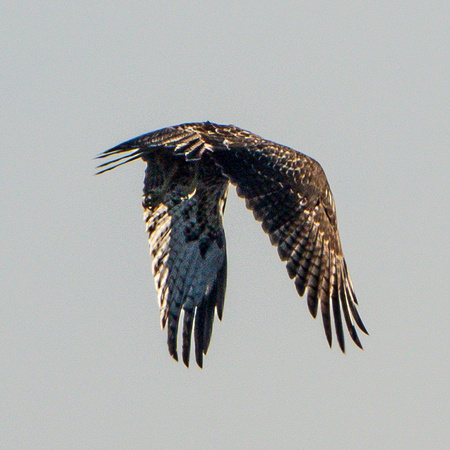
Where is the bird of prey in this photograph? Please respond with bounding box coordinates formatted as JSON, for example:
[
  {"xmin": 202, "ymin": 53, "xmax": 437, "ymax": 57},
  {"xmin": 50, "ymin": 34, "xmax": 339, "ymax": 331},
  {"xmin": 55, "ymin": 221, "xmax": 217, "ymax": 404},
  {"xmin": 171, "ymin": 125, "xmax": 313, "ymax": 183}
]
[{"xmin": 97, "ymin": 121, "xmax": 368, "ymax": 367}]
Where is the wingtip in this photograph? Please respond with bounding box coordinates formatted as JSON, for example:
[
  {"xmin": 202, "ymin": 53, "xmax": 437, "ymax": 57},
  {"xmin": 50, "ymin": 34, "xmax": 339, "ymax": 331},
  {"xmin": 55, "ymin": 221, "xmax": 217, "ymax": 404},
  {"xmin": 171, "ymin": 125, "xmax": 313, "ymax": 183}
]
[
  {"xmin": 353, "ymin": 333, "xmax": 364, "ymax": 350},
  {"xmin": 359, "ymin": 322, "xmax": 369, "ymax": 336},
  {"xmin": 337, "ymin": 335, "xmax": 346, "ymax": 353},
  {"xmin": 195, "ymin": 352, "xmax": 204, "ymax": 369},
  {"xmin": 170, "ymin": 350, "xmax": 179, "ymax": 362},
  {"xmin": 308, "ymin": 297, "xmax": 319, "ymax": 318}
]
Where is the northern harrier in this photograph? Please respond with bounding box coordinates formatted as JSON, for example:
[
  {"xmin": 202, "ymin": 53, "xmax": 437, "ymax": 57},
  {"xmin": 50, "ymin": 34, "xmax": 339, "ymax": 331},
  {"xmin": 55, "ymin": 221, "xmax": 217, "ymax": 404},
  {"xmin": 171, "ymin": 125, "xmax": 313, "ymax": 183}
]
[{"xmin": 97, "ymin": 122, "xmax": 368, "ymax": 367}]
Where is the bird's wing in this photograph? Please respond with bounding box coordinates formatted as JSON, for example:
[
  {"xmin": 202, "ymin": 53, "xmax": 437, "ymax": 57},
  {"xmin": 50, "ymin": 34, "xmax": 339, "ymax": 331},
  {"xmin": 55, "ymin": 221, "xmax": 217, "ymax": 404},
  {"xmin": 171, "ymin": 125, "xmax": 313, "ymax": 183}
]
[
  {"xmin": 202, "ymin": 124, "xmax": 368, "ymax": 351},
  {"xmin": 97, "ymin": 128, "xmax": 228, "ymax": 367},
  {"xmin": 97, "ymin": 121, "xmax": 368, "ymax": 361}
]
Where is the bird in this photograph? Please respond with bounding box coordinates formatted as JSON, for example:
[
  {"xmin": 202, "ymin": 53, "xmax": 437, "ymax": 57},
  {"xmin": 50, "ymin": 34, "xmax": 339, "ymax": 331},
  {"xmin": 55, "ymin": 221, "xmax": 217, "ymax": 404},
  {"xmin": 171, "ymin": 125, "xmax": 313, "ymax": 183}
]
[{"xmin": 97, "ymin": 121, "xmax": 368, "ymax": 367}]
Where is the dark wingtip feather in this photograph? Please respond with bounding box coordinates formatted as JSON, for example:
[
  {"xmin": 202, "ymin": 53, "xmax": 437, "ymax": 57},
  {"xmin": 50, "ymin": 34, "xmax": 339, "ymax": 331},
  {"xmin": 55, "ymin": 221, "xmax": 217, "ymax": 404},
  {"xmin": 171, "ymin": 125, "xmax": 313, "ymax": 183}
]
[
  {"xmin": 325, "ymin": 327, "xmax": 332, "ymax": 348},
  {"xmin": 352, "ymin": 333, "xmax": 363, "ymax": 350},
  {"xmin": 350, "ymin": 303, "xmax": 369, "ymax": 335},
  {"xmin": 331, "ymin": 257, "xmax": 346, "ymax": 353},
  {"xmin": 182, "ymin": 308, "xmax": 195, "ymax": 368},
  {"xmin": 347, "ymin": 317, "xmax": 363, "ymax": 349},
  {"xmin": 192, "ymin": 259, "xmax": 227, "ymax": 368},
  {"xmin": 216, "ymin": 306, "xmax": 224, "ymax": 321},
  {"xmin": 355, "ymin": 313, "xmax": 369, "ymax": 336},
  {"xmin": 167, "ymin": 309, "xmax": 181, "ymax": 363},
  {"xmin": 195, "ymin": 350, "xmax": 204, "ymax": 368},
  {"xmin": 94, "ymin": 138, "xmax": 146, "ymax": 174},
  {"xmin": 321, "ymin": 300, "xmax": 332, "ymax": 348},
  {"xmin": 339, "ymin": 278, "xmax": 363, "ymax": 350},
  {"xmin": 193, "ymin": 305, "xmax": 209, "ymax": 369},
  {"xmin": 332, "ymin": 291, "xmax": 346, "ymax": 353},
  {"xmin": 95, "ymin": 154, "xmax": 142, "ymax": 175},
  {"xmin": 345, "ymin": 285, "xmax": 369, "ymax": 335},
  {"xmin": 307, "ymin": 291, "xmax": 319, "ymax": 318},
  {"xmin": 295, "ymin": 277, "xmax": 307, "ymax": 297},
  {"xmin": 215, "ymin": 259, "xmax": 227, "ymax": 322}
]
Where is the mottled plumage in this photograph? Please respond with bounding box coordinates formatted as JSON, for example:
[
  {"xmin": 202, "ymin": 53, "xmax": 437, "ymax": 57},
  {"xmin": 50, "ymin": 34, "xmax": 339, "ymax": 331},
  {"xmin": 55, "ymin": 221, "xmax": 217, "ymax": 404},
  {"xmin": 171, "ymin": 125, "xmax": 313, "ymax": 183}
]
[{"xmin": 97, "ymin": 122, "xmax": 368, "ymax": 367}]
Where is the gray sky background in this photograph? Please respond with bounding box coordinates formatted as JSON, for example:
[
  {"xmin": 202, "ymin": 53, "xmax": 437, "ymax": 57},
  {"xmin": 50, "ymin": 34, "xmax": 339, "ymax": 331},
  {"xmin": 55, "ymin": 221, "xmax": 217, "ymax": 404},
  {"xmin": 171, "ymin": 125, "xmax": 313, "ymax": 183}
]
[{"xmin": 2, "ymin": 2, "xmax": 449, "ymax": 448}]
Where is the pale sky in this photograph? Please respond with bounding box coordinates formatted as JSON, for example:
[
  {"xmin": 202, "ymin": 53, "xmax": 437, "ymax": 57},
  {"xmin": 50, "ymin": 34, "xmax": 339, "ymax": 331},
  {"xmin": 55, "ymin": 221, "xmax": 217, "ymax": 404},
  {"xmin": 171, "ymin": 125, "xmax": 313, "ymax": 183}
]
[{"xmin": 2, "ymin": 2, "xmax": 449, "ymax": 448}]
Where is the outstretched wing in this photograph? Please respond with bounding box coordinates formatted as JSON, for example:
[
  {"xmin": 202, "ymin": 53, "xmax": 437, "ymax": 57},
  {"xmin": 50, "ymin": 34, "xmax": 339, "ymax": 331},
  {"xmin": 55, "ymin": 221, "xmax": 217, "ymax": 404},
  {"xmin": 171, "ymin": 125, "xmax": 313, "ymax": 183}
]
[
  {"xmin": 204, "ymin": 126, "xmax": 368, "ymax": 351},
  {"xmin": 97, "ymin": 121, "xmax": 368, "ymax": 366},
  {"xmin": 97, "ymin": 128, "xmax": 229, "ymax": 367}
]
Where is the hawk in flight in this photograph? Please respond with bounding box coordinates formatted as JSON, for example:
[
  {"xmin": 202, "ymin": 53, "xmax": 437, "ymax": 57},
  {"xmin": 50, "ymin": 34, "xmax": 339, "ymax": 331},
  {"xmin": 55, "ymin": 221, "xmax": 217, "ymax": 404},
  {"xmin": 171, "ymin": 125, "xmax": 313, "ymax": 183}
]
[{"xmin": 97, "ymin": 122, "xmax": 368, "ymax": 367}]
